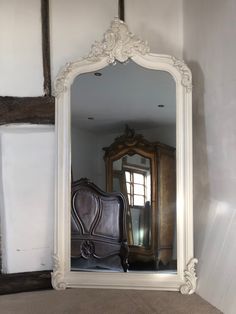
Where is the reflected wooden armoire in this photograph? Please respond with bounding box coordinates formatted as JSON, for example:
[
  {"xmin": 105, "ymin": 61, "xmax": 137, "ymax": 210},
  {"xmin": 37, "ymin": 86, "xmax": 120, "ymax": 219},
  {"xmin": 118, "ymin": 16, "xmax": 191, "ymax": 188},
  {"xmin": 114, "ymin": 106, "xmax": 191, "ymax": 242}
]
[{"xmin": 103, "ymin": 127, "xmax": 176, "ymax": 268}]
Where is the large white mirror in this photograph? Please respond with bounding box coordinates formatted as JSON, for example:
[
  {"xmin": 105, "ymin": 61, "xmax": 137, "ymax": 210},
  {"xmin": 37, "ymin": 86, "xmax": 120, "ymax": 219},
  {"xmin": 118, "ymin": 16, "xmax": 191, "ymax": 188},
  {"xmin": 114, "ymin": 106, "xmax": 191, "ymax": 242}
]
[{"xmin": 52, "ymin": 18, "xmax": 197, "ymax": 294}]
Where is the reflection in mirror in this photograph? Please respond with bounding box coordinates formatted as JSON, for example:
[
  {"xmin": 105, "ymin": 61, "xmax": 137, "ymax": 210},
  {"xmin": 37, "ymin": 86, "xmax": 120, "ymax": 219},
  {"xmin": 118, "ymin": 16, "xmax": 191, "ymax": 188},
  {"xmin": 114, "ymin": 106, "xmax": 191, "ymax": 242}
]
[
  {"xmin": 103, "ymin": 126, "xmax": 176, "ymax": 271},
  {"xmin": 112, "ymin": 154, "xmax": 151, "ymax": 248},
  {"xmin": 70, "ymin": 60, "xmax": 176, "ymax": 273}
]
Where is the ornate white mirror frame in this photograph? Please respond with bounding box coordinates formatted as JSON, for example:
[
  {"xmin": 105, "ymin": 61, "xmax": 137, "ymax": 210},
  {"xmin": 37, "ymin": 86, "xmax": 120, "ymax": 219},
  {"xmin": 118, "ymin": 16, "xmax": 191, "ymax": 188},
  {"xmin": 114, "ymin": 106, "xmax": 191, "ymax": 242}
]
[{"xmin": 52, "ymin": 18, "xmax": 198, "ymax": 294}]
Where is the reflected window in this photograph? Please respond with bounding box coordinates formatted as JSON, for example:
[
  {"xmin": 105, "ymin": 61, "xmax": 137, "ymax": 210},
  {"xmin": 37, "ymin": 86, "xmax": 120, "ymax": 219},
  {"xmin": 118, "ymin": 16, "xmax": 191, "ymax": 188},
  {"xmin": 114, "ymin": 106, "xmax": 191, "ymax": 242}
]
[
  {"xmin": 124, "ymin": 169, "xmax": 151, "ymax": 247},
  {"xmin": 125, "ymin": 170, "xmax": 146, "ymax": 206}
]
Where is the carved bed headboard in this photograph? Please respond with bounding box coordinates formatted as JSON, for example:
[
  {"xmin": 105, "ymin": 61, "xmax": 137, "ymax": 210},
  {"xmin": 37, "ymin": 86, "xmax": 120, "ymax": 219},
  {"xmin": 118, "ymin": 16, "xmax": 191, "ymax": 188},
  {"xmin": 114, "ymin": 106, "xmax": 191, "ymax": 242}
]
[{"xmin": 71, "ymin": 178, "xmax": 128, "ymax": 272}]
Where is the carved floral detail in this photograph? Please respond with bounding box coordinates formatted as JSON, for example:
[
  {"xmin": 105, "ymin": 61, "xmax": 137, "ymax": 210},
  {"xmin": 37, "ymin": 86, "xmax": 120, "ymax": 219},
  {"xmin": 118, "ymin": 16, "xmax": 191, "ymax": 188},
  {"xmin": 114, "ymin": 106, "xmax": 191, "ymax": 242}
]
[
  {"xmin": 172, "ymin": 57, "xmax": 192, "ymax": 92},
  {"xmin": 80, "ymin": 240, "xmax": 95, "ymax": 259},
  {"xmin": 54, "ymin": 62, "xmax": 73, "ymax": 97},
  {"xmin": 51, "ymin": 254, "xmax": 67, "ymax": 290},
  {"xmin": 87, "ymin": 18, "xmax": 150, "ymax": 63},
  {"xmin": 54, "ymin": 19, "xmax": 192, "ymax": 98},
  {"xmin": 180, "ymin": 258, "xmax": 198, "ymax": 295}
]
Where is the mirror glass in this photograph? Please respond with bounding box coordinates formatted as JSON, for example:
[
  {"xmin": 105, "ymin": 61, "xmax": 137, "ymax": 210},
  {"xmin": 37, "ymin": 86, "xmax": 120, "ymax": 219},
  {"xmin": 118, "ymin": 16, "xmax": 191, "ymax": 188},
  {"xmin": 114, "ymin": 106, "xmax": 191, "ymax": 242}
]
[{"xmin": 70, "ymin": 60, "xmax": 176, "ymax": 273}]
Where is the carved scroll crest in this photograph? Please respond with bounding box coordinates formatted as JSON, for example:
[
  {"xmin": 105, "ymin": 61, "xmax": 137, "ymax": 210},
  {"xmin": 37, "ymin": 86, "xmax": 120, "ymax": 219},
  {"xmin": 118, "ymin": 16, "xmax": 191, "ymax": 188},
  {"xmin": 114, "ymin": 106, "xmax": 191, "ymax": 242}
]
[
  {"xmin": 88, "ymin": 17, "xmax": 150, "ymax": 63},
  {"xmin": 180, "ymin": 258, "xmax": 198, "ymax": 294},
  {"xmin": 51, "ymin": 254, "xmax": 67, "ymax": 290}
]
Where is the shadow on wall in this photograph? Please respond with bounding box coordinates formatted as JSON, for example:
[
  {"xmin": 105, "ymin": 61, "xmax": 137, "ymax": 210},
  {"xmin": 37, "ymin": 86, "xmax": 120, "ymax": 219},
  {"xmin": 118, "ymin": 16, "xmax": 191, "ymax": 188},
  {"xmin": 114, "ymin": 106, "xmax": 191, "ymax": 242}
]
[
  {"xmin": 131, "ymin": 22, "xmax": 182, "ymax": 57},
  {"xmin": 188, "ymin": 61, "xmax": 211, "ymax": 272}
]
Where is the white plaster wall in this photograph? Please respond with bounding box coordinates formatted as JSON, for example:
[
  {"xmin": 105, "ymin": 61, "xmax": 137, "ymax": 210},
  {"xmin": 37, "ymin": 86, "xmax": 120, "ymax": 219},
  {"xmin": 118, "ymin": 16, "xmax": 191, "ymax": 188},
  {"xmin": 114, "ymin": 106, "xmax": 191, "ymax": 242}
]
[
  {"xmin": 50, "ymin": 0, "xmax": 118, "ymax": 81},
  {"xmin": 0, "ymin": 0, "xmax": 43, "ymax": 96},
  {"xmin": 71, "ymin": 126, "xmax": 98, "ymax": 183},
  {"xmin": 0, "ymin": 125, "xmax": 54, "ymax": 273},
  {"xmin": 183, "ymin": 1, "xmax": 236, "ymax": 313},
  {"xmin": 125, "ymin": 0, "xmax": 183, "ymax": 58}
]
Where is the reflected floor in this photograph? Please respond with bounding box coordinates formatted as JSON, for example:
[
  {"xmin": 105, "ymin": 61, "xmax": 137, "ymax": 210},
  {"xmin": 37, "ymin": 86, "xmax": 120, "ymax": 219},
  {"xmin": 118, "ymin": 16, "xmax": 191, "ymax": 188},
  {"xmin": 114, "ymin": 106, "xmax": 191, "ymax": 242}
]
[
  {"xmin": 129, "ymin": 260, "xmax": 177, "ymax": 271},
  {"xmin": 129, "ymin": 260, "xmax": 177, "ymax": 272},
  {"xmin": 71, "ymin": 259, "xmax": 177, "ymax": 273}
]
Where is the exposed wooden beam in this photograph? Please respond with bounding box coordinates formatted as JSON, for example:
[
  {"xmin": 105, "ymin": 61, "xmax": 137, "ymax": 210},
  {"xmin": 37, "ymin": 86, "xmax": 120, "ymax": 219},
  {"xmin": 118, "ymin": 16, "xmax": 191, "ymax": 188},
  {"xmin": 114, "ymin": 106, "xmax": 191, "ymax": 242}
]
[
  {"xmin": 0, "ymin": 271, "xmax": 52, "ymax": 295},
  {"xmin": 41, "ymin": 0, "xmax": 52, "ymax": 96},
  {"xmin": 0, "ymin": 0, "xmax": 54, "ymax": 125},
  {"xmin": 0, "ymin": 96, "xmax": 55, "ymax": 125},
  {"xmin": 119, "ymin": 0, "xmax": 125, "ymax": 22}
]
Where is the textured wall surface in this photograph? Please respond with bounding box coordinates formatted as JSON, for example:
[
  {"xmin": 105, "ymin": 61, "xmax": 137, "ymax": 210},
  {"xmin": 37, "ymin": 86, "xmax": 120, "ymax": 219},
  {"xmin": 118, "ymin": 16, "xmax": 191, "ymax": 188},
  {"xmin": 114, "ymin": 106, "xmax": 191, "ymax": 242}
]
[
  {"xmin": 125, "ymin": 0, "xmax": 183, "ymax": 58},
  {"xmin": 183, "ymin": 1, "xmax": 236, "ymax": 313},
  {"xmin": 0, "ymin": 0, "xmax": 43, "ymax": 96},
  {"xmin": 0, "ymin": 125, "xmax": 54, "ymax": 273}
]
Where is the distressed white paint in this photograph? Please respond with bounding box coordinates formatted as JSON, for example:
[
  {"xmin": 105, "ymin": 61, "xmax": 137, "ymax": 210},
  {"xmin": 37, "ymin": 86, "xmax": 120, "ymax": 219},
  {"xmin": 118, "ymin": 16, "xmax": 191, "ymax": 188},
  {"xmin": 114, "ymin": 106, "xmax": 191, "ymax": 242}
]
[
  {"xmin": 183, "ymin": 0, "xmax": 236, "ymax": 313},
  {"xmin": 0, "ymin": 0, "xmax": 43, "ymax": 96},
  {"xmin": 52, "ymin": 19, "xmax": 195, "ymax": 292},
  {"xmin": 0, "ymin": 125, "xmax": 55, "ymax": 273}
]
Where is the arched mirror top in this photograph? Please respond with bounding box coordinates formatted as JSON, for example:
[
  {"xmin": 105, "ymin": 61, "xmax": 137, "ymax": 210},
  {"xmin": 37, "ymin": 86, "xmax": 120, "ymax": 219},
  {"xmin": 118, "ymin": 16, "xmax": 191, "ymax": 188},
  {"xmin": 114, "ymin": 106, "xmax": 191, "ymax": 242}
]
[{"xmin": 53, "ymin": 18, "xmax": 192, "ymax": 98}]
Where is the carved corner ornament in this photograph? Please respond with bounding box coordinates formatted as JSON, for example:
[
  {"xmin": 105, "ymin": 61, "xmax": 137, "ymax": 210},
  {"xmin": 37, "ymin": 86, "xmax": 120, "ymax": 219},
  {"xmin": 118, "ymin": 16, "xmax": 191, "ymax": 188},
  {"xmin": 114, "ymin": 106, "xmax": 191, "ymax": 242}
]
[
  {"xmin": 54, "ymin": 62, "xmax": 73, "ymax": 97},
  {"xmin": 172, "ymin": 57, "xmax": 193, "ymax": 92},
  {"xmin": 180, "ymin": 258, "xmax": 198, "ymax": 295},
  {"xmin": 51, "ymin": 255, "xmax": 67, "ymax": 290},
  {"xmin": 87, "ymin": 17, "xmax": 150, "ymax": 63}
]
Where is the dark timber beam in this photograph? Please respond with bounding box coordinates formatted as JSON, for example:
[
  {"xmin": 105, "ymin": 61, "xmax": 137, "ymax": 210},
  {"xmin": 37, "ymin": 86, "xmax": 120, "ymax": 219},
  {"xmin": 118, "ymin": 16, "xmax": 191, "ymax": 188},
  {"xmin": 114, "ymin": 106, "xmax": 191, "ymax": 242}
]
[
  {"xmin": 0, "ymin": 271, "xmax": 52, "ymax": 295},
  {"xmin": 119, "ymin": 0, "xmax": 125, "ymax": 22},
  {"xmin": 0, "ymin": 96, "xmax": 55, "ymax": 125},
  {"xmin": 41, "ymin": 0, "xmax": 52, "ymax": 96}
]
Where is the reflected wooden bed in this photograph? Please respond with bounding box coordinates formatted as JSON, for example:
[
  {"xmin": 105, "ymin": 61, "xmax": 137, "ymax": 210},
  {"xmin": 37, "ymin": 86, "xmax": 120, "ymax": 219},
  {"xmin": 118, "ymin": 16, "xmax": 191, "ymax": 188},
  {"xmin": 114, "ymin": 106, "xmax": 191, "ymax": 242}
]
[{"xmin": 71, "ymin": 178, "xmax": 128, "ymax": 272}]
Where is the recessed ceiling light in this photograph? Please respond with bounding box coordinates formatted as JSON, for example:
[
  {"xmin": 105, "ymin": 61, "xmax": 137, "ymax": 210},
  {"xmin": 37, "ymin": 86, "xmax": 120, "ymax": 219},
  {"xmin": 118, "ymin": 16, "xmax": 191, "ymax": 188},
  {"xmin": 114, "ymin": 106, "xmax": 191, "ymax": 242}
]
[
  {"xmin": 158, "ymin": 104, "xmax": 165, "ymax": 108},
  {"xmin": 94, "ymin": 72, "xmax": 102, "ymax": 76}
]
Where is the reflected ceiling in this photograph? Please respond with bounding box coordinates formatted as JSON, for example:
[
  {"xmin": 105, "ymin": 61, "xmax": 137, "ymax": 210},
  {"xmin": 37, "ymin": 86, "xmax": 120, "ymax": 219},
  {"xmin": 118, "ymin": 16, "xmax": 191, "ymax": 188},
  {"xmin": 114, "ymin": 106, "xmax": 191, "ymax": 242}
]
[{"xmin": 71, "ymin": 60, "xmax": 176, "ymax": 133}]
